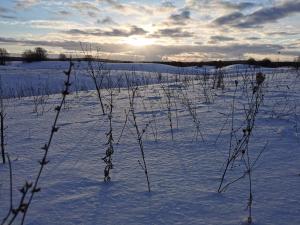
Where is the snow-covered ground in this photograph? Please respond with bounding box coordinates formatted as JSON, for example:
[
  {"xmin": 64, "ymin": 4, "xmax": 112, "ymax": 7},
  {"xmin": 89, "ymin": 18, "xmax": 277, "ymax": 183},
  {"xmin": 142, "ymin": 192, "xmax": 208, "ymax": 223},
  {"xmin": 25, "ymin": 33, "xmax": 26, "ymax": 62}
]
[{"xmin": 0, "ymin": 62, "xmax": 299, "ymax": 225}]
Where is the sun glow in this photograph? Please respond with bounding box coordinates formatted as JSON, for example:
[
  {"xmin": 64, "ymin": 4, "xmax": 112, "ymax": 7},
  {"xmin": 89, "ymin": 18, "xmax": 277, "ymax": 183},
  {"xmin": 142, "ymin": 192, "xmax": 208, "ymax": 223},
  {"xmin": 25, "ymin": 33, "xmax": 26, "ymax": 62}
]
[{"xmin": 126, "ymin": 37, "xmax": 154, "ymax": 46}]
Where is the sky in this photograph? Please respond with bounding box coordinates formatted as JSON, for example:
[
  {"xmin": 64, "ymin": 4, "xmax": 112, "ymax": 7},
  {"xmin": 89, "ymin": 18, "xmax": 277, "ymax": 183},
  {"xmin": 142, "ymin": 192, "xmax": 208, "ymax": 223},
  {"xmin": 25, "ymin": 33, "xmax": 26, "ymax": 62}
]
[{"xmin": 0, "ymin": 0, "xmax": 299, "ymax": 61}]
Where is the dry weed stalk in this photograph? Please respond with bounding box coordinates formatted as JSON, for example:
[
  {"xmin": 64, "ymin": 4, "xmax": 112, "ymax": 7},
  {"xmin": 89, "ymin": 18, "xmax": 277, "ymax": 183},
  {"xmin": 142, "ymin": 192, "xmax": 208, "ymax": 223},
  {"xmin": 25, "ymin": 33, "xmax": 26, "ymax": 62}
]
[
  {"xmin": 81, "ymin": 44, "xmax": 106, "ymax": 115},
  {"xmin": 218, "ymin": 72, "xmax": 266, "ymax": 224},
  {"xmin": 126, "ymin": 76, "xmax": 151, "ymax": 192},
  {"xmin": 162, "ymin": 85, "xmax": 174, "ymax": 140},
  {"xmin": 102, "ymin": 75, "xmax": 117, "ymax": 182},
  {"xmin": 0, "ymin": 74, "xmax": 6, "ymax": 164},
  {"xmin": 1, "ymin": 61, "xmax": 74, "ymax": 225}
]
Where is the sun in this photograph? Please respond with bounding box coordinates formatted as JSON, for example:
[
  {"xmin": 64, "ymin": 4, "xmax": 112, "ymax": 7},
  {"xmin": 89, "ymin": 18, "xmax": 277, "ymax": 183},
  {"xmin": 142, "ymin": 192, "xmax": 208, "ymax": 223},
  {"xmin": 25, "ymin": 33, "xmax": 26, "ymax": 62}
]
[{"xmin": 126, "ymin": 37, "xmax": 154, "ymax": 47}]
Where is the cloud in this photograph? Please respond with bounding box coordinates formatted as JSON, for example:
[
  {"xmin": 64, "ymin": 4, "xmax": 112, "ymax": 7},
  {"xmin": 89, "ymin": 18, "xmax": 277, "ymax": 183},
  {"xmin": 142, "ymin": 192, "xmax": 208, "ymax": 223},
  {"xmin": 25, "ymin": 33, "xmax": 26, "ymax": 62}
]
[
  {"xmin": 15, "ymin": 0, "xmax": 40, "ymax": 9},
  {"xmin": 71, "ymin": 2, "xmax": 100, "ymax": 12},
  {"xmin": 267, "ymin": 31, "xmax": 299, "ymax": 36},
  {"xmin": 0, "ymin": 15, "xmax": 17, "ymax": 19},
  {"xmin": 151, "ymin": 28, "xmax": 194, "ymax": 38},
  {"xmin": 219, "ymin": 1, "xmax": 257, "ymax": 10},
  {"xmin": 170, "ymin": 9, "xmax": 190, "ymax": 21},
  {"xmin": 214, "ymin": 1, "xmax": 300, "ymax": 28},
  {"xmin": 0, "ymin": 6, "xmax": 9, "ymax": 13},
  {"xmin": 57, "ymin": 10, "xmax": 71, "ymax": 16},
  {"xmin": 97, "ymin": 0, "xmax": 153, "ymax": 15},
  {"xmin": 0, "ymin": 6, "xmax": 16, "ymax": 19},
  {"xmin": 97, "ymin": 16, "xmax": 117, "ymax": 25},
  {"xmin": 213, "ymin": 12, "xmax": 244, "ymax": 26},
  {"xmin": 65, "ymin": 26, "xmax": 147, "ymax": 37},
  {"xmin": 186, "ymin": 0, "xmax": 257, "ymax": 12},
  {"xmin": 245, "ymin": 37, "xmax": 261, "ymax": 41},
  {"xmin": 162, "ymin": 1, "xmax": 176, "ymax": 9},
  {"xmin": 210, "ymin": 35, "xmax": 235, "ymax": 42},
  {"xmin": 0, "ymin": 19, "xmax": 83, "ymax": 30},
  {"xmin": 98, "ymin": 0, "xmax": 124, "ymax": 10}
]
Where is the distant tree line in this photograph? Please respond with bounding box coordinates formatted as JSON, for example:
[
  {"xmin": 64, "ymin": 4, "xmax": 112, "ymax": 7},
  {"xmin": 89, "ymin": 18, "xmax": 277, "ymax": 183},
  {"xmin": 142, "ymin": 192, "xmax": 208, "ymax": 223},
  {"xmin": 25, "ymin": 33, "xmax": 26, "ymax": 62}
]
[
  {"xmin": 22, "ymin": 47, "xmax": 48, "ymax": 62},
  {"xmin": 157, "ymin": 57, "xmax": 300, "ymax": 69},
  {"xmin": 0, "ymin": 46, "xmax": 300, "ymax": 68}
]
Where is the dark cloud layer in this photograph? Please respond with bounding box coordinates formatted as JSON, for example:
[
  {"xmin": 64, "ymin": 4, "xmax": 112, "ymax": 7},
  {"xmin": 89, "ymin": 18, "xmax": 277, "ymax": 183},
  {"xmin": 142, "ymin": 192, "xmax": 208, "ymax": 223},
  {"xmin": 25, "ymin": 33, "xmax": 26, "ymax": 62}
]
[
  {"xmin": 151, "ymin": 28, "xmax": 194, "ymax": 38},
  {"xmin": 0, "ymin": 36, "xmax": 289, "ymax": 61},
  {"xmin": 170, "ymin": 9, "xmax": 191, "ymax": 22},
  {"xmin": 222, "ymin": 1, "xmax": 257, "ymax": 10},
  {"xmin": 97, "ymin": 16, "xmax": 116, "ymax": 25},
  {"xmin": 214, "ymin": 1, "xmax": 300, "ymax": 28},
  {"xmin": 210, "ymin": 35, "xmax": 235, "ymax": 42},
  {"xmin": 161, "ymin": 1, "xmax": 176, "ymax": 9},
  {"xmin": 65, "ymin": 26, "xmax": 147, "ymax": 37},
  {"xmin": 0, "ymin": 6, "xmax": 16, "ymax": 19}
]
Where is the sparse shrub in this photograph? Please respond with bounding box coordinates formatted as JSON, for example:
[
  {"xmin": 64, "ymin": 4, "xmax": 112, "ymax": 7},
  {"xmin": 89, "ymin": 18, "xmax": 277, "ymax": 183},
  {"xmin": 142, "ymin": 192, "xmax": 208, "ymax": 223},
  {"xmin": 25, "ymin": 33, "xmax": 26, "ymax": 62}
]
[
  {"xmin": 180, "ymin": 89, "xmax": 205, "ymax": 142},
  {"xmin": 199, "ymin": 69, "xmax": 214, "ymax": 103},
  {"xmin": 212, "ymin": 68, "xmax": 225, "ymax": 90},
  {"xmin": 32, "ymin": 94, "xmax": 49, "ymax": 116}
]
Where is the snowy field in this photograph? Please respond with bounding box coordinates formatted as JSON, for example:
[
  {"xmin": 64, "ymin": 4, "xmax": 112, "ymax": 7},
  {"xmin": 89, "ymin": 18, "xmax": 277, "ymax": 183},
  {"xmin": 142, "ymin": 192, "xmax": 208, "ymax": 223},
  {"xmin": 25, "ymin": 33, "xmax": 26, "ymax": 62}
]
[{"xmin": 0, "ymin": 62, "xmax": 300, "ymax": 225}]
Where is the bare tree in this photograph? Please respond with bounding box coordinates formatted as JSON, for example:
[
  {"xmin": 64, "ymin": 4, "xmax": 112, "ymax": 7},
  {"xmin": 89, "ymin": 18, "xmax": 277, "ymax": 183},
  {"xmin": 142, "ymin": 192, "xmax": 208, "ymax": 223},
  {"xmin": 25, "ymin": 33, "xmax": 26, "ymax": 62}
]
[
  {"xmin": 59, "ymin": 53, "xmax": 67, "ymax": 61},
  {"xmin": 0, "ymin": 48, "xmax": 9, "ymax": 66},
  {"xmin": 22, "ymin": 47, "xmax": 47, "ymax": 62}
]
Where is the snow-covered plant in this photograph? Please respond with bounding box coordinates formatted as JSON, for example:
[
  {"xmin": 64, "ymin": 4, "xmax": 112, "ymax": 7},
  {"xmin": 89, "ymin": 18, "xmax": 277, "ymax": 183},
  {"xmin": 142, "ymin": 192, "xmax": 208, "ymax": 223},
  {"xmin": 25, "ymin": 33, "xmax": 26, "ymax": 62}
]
[
  {"xmin": 32, "ymin": 94, "xmax": 49, "ymax": 116},
  {"xmin": 147, "ymin": 100, "xmax": 159, "ymax": 142},
  {"xmin": 1, "ymin": 61, "xmax": 74, "ymax": 225},
  {"xmin": 126, "ymin": 77, "xmax": 151, "ymax": 192},
  {"xmin": 0, "ymin": 100, "xmax": 6, "ymax": 164},
  {"xmin": 81, "ymin": 45, "xmax": 106, "ymax": 115},
  {"xmin": 161, "ymin": 85, "xmax": 174, "ymax": 140},
  {"xmin": 218, "ymin": 72, "xmax": 266, "ymax": 224},
  {"xmin": 1, "ymin": 153, "xmax": 13, "ymax": 223},
  {"xmin": 102, "ymin": 75, "xmax": 116, "ymax": 182},
  {"xmin": 0, "ymin": 74, "xmax": 6, "ymax": 164},
  {"xmin": 199, "ymin": 69, "xmax": 214, "ymax": 104},
  {"xmin": 212, "ymin": 68, "xmax": 225, "ymax": 90},
  {"xmin": 116, "ymin": 109, "xmax": 130, "ymax": 144},
  {"xmin": 180, "ymin": 88, "xmax": 205, "ymax": 142}
]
